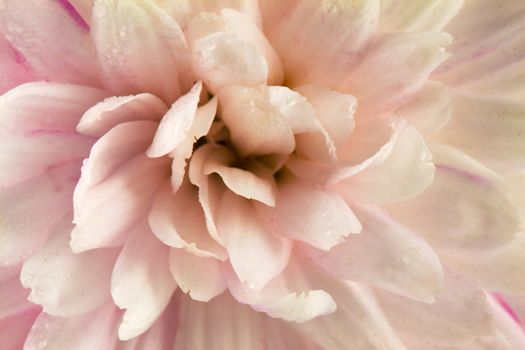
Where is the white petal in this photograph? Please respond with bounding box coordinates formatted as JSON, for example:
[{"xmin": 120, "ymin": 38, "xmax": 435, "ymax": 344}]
[
  {"xmin": 21, "ymin": 217, "xmax": 119, "ymax": 317},
  {"xmin": 169, "ymin": 248, "xmax": 226, "ymax": 302},
  {"xmin": 148, "ymin": 180, "xmax": 227, "ymax": 260},
  {"xmin": 380, "ymin": 0, "xmax": 464, "ymax": 32},
  {"xmin": 293, "ymin": 279, "xmax": 407, "ymax": 350},
  {"xmin": 218, "ymin": 85, "xmax": 295, "ymax": 156},
  {"xmin": 256, "ymin": 179, "xmax": 361, "ymax": 250},
  {"xmin": 224, "ymin": 256, "xmax": 336, "ymax": 322},
  {"xmin": 385, "ymin": 149, "xmax": 520, "ymax": 249},
  {"xmin": 217, "ymin": 190, "xmax": 292, "ymax": 290},
  {"xmin": 306, "ymin": 204, "xmax": 443, "ymax": 302},
  {"xmin": 77, "ymin": 93, "xmax": 168, "ymax": 137},
  {"xmin": 395, "ymin": 81, "xmax": 452, "ymax": 134},
  {"xmin": 111, "ymin": 224, "xmax": 176, "ymax": 340},
  {"xmin": 147, "ymin": 81, "xmax": 202, "ymax": 158},
  {"xmin": 434, "ymin": 93, "xmax": 525, "ymax": 173},
  {"xmin": 191, "ymin": 32, "xmax": 268, "ymax": 93},
  {"xmin": 92, "ymin": 0, "xmax": 194, "ymax": 102},
  {"xmin": 333, "ymin": 124, "xmax": 435, "ymax": 204}
]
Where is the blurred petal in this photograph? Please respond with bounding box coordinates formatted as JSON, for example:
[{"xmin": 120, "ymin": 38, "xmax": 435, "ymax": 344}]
[
  {"xmin": 435, "ymin": 0, "xmax": 525, "ymax": 99},
  {"xmin": 77, "ymin": 93, "xmax": 168, "ymax": 137},
  {"xmin": 395, "ymin": 81, "xmax": 452, "ymax": 134},
  {"xmin": 0, "ymin": 307, "xmax": 40, "ymax": 350},
  {"xmin": 0, "ymin": 0, "xmax": 101, "ymax": 86},
  {"xmin": 376, "ymin": 274, "xmax": 495, "ymax": 347},
  {"xmin": 24, "ymin": 303, "xmax": 120, "ymax": 350},
  {"xmin": 380, "ymin": 0, "xmax": 464, "ymax": 32},
  {"xmin": 434, "ymin": 92, "xmax": 525, "ymax": 173},
  {"xmin": 92, "ymin": 0, "xmax": 194, "ymax": 102},
  {"xmin": 169, "ymin": 248, "xmax": 226, "ymax": 302},
  {"xmin": 256, "ymin": 179, "xmax": 361, "ymax": 251},
  {"xmin": 0, "ymin": 35, "xmax": 34, "ymax": 93},
  {"xmin": 217, "ymin": 190, "xmax": 292, "ymax": 290},
  {"xmin": 111, "ymin": 223, "xmax": 176, "ymax": 340},
  {"xmin": 21, "ymin": 217, "xmax": 119, "ymax": 317},
  {"xmin": 306, "ymin": 204, "xmax": 443, "ymax": 302}
]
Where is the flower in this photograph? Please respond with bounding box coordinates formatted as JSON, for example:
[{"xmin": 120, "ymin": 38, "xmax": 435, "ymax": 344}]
[{"xmin": 1, "ymin": 0, "xmax": 525, "ymax": 349}]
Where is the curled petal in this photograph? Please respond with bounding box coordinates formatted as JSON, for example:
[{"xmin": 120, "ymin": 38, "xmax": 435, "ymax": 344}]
[
  {"xmin": 148, "ymin": 180, "xmax": 227, "ymax": 260},
  {"xmin": 169, "ymin": 248, "xmax": 227, "ymax": 302},
  {"xmin": 77, "ymin": 93, "xmax": 168, "ymax": 137}
]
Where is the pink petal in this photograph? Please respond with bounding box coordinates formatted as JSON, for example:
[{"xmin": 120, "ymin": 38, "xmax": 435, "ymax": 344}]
[
  {"xmin": 306, "ymin": 204, "xmax": 443, "ymax": 302},
  {"xmin": 343, "ymin": 32, "xmax": 452, "ymax": 115},
  {"xmin": 148, "ymin": 180, "xmax": 227, "ymax": 260},
  {"xmin": 20, "ymin": 217, "xmax": 119, "ymax": 317},
  {"xmin": 0, "ymin": 273, "xmax": 33, "ymax": 319},
  {"xmin": 217, "ymin": 190, "xmax": 292, "ymax": 290},
  {"xmin": 265, "ymin": 0, "xmax": 379, "ymax": 87},
  {"xmin": 333, "ymin": 124, "xmax": 435, "ymax": 204},
  {"xmin": 91, "ymin": 0, "xmax": 194, "ymax": 102},
  {"xmin": 170, "ymin": 96, "xmax": 217, "ymax": 190},
  {"xmin": 0, "ymin": 0, "xmax": 101, "ymax": 86},
  {"xmin": 376, "ymin": 274, "xmax": 495, "ymax": 347},
  {"xmin": 0, "ymin": 162, "xmax": 80, "ymax": 266},
  {"xmin": 71, "ymin": 154, "xmax": 170, "ymax": 252},
  {"xmin": 185, "ymin": 9, "xmax": 282, "ymax": 85},
  {"xmin": 488, "ymin": 295, "xmax": 525, "ymax": 349},
  {"xmin": 77, "ymin": 93, "xmax": 168, "ymax": 137},
  {"xmin": 24, "ymin": 303, "xmax": 120, "ymax": 350},
  {"xmin": 218, "ymin": 85, "xmax": 295, "ymax": 156},
  {"xmin": 169, "ymin": 248, "xmax": 227, "ymax": 302},
  {"xmin": 147, "ymin": 81, "xmax": 202, "ymax": 158},
  {"xmin": 0, "ymin": 307, "xmax": 40, "ymax": 350},
  {"xmin": 380, "ymin": 0, "xmax": 464, "ymax": 32},
  {"xmin": 111, "ymin": 223, "xmax": 176, "ymax": 340},
  {"xmin": 256, "ymin": 179, "xmax": 361, "ymax": 251},
  {"xmin": 0, "ymin": 82, "xmax": 107, "ymax": 186},
  {"xmin": 0, "ymin": 34, "xmax": 34, "ymax": 94},
  {"xmin": 68, "ymin": 0, "xmax": 94, "ymax": 25},
  {"xmin": 434, "ymin": 92, "xmax": 525, "ymax": 173},
  {"xmin": 224, "ymin": 256, "xmax": 336, "ymax": 322},
  {"xmin": 203, "ymin": 146, "xmax": 277, "ymax": 206}
]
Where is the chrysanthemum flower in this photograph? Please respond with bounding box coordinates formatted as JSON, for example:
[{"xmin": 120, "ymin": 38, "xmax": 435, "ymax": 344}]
[{"xmin": 1, "ymin": 0, "xmax": 525, "ymax": 349}]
